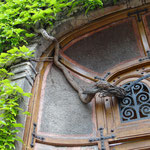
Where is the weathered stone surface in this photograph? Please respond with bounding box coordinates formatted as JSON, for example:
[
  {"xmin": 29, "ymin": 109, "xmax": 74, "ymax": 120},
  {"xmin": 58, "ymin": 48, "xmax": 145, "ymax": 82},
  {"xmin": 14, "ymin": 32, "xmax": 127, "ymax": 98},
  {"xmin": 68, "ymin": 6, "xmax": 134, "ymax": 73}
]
[
  {"xmin": 27, "ymin": 43, "xmax": 39, "ymax": 68},
  {"xmin": 87, "ymin": 4, "xmax": 127, "ymax": 21},
  {"xmin": 27, "ymin": 36, "xmax": 52, "ymax": 62},
  {"xmin": 10, "ymin": 62, "xmax": 37, "ymax": 150},
  {"xmin": 70, "ymin": 14, "xmax": 89, "ymax": 29},
  {"xmin": 27, "ymin": 43, "xmax": 38, "ymax": 54},
  {"xmin": 146, "ymin": 0, "xmax": 150, "ymax": 3},
  {"xmin": 127, "ymin": 0, "xmax": 142, "ymax": 8},
  {"xmin": 36, "ymin": 37, "xmax": 52, "ymax": 57},
  {"xmin": 51, "ymin": 19, "xmax": 73, "ymax": 38},
  {"xmin": 14, "ymin": 78, "xmax": 32, "ymax": 150},
  {"xmin": 38, "ymin": 65, "xmax": 94, "ymax": 136},
  {"xmin": 35, "ymin": 143, "xmax": 98, "ymax": 150},
  {"xmin": 11, "ymin": 62, "xmax": 37, "ymax": 85}
]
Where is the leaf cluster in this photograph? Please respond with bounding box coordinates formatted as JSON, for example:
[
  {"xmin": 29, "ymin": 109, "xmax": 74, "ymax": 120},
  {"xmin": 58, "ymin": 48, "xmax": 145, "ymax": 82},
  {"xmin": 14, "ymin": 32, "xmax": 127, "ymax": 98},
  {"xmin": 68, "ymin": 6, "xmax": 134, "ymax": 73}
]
[
  {"xmin": 0, "ymin": 0, "xmax": 107, "ymax": 52},
  {"xmin": 0, "ymin": 46, "xmax": 33, "ymax": 150}
]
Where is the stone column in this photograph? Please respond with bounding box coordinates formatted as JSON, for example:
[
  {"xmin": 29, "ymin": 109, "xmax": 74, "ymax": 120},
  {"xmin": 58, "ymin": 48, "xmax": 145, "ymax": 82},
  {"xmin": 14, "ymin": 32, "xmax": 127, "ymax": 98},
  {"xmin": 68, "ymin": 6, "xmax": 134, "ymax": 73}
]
[{"xmin": 10, "ymin": 62, "xmax": 37, "ymax": 150}]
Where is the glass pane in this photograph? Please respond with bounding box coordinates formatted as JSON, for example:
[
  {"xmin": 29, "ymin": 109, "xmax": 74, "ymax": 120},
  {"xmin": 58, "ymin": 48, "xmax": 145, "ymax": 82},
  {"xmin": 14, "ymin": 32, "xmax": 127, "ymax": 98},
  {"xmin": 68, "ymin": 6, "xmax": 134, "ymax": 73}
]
[
  {"xmin": 118, "ymin": 82, "xmax": 150, "ymax": 122},
  {"xmin": 64, "ymin": 18, "xmax": 144, "ymax": 73}
]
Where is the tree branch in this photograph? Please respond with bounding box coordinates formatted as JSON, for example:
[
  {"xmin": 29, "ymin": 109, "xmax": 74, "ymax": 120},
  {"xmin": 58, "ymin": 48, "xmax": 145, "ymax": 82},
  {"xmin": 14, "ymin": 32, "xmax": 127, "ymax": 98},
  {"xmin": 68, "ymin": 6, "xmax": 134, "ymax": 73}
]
[{"xmin": 35, "ymin": 28, "xmax": 126, "ymax": 103}]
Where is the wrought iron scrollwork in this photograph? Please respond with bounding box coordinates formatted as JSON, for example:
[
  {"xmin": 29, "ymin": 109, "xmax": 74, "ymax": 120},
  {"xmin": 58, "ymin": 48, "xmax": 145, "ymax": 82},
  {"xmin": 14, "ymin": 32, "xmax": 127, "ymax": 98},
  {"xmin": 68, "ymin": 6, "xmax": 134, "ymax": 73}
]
[{"xmin": 119, "ymin": 81, "xmax": 150, "ymax": 122}]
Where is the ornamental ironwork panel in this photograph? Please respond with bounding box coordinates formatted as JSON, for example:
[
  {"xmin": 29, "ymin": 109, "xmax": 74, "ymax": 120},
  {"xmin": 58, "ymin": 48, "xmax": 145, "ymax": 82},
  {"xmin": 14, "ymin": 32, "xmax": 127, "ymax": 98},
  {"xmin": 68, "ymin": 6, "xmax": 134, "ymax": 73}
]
[{"xmin": 118, "ymin": 82, "xmax": 150, "ymax": 122}]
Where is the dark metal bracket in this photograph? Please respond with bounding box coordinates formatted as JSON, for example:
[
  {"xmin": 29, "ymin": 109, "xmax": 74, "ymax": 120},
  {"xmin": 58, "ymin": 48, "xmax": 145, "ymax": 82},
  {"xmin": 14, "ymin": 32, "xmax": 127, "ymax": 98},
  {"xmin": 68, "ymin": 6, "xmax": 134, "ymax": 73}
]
[
  {"xmin": 139, "ymin": 51, "xmax": 150, "ymax": 62},
  {"xmin": 128, "ymin": 8, "xmax": 148, "ymax": 22},
  {"xmin": 95, "ymin": 72, "xmax": 111, "ymax": 81},
  {"xmin": 89, "ymin": 127, "xmax": 115, "ymax": 150},
  {"xmin": 30, "ymin": 123, "xmax": 45, "ymax": 148}
]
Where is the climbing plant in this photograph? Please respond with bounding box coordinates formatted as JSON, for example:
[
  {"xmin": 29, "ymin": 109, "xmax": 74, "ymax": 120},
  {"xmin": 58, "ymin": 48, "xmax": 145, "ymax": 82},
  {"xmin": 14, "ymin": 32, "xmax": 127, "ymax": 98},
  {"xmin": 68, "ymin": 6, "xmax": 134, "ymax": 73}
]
[
  {"xmin": 0, "ymin": 0, "xmax": 119, "ymax": 52},
  {"xmin": 0, "ymin": 0, "xmax": 119, "ymax": 149},
  {"xmin": 0, "ymin": 0, "xmax": 105, "ymax": 52},
  {"xmin": 0, "ymin": 46, "xmax": 34, "ymax": 150}
]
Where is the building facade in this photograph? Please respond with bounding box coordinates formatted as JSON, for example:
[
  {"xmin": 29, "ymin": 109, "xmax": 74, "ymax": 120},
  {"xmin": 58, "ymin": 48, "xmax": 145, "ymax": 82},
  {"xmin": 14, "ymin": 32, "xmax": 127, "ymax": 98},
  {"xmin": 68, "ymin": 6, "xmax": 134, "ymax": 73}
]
[{"xmin": 13, "ymin": 1, "xmax": 150, "ymax": 149}]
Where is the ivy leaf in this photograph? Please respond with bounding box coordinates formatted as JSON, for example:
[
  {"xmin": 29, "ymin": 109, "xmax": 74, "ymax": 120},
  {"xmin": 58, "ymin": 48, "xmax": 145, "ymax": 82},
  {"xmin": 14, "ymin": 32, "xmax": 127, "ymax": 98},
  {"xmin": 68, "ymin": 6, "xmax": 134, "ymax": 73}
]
[
  {"xmin": 0, "ymin": 120, "xmax": 6, "ymax": 125},
  {"xmin": 14, "ymin": 28, "xmax": 26, "ymax": 34},
  {"xmin": 11, "ymin": 129, "xmax": 20, "ymax": 134},
  {"xmin": 22, "ymin": 111, "xmax": 31, "ymax": 116},
  {"xmin": 43, "ymin": 8, "xmax": 53, "ymax": 14},
  {"xmin": 23, "ymin": 92, "xmax": 32, "ymax": 97},
  {"xmin": 7, "ymin": 47, "xmax": 18, "ymax": 54},
  {"xmin": 13, "ymin": 18, "xmax": 22, "ymax": 25},
  {"xmin": 47, "ymin": 0, "xmax": 56, "ymax": 5},
  {"xmin": 13, "ymin": 123, "xmax": 24, "ymax": 128},
  {"xmin": 19, "ymin": 45, "xmax": 29, "ymax": 53},
  {"xmin": 25, "ymin": 33, "xmax": 35, "ymax": 38},
  {"xmin": 16, "ymin": 87, "xmax": 23, "ymax": 93},
  {"xmin": 0, "ymin": 53, "xmax": 8, "ymax": 58}
]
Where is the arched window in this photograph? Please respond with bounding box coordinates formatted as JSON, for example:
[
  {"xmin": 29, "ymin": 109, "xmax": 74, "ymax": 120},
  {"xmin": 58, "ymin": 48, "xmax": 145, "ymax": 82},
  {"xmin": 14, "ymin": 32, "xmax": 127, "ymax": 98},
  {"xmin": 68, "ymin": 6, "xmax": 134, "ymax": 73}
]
[
  {"xmin": 119, "ymin": 81, "xmax": 150, "ymax": 122},
  {"xmin": 25, "ymin": 4, "xmax": 150, "ymax": 150}
]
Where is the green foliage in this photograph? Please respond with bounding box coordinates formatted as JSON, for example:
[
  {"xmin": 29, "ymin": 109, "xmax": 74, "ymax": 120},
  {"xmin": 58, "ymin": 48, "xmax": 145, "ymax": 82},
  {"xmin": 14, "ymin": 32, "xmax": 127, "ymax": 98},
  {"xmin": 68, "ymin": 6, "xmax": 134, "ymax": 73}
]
[
  {"xmin": 0, "ymin": 46, "xmax": 33, "ymax": 150},
  {"xmin": 0, "ymin": 0, "xmax": 106, "ymax": 52},
  {"xmin": 70, "ymin": 0, "xmax": 103, "ymax": 14},
  {"xmin": 0, "ymin": 46, "xmax": 34, "ymax": 68}
]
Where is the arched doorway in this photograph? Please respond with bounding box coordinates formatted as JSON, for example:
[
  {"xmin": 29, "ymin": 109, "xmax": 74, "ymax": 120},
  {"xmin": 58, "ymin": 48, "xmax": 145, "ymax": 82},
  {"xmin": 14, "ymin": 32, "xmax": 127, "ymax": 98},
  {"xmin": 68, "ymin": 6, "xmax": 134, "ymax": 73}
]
[{"xmin": 24, "ymin": 4, "xmax": 150, "ymax": 150}]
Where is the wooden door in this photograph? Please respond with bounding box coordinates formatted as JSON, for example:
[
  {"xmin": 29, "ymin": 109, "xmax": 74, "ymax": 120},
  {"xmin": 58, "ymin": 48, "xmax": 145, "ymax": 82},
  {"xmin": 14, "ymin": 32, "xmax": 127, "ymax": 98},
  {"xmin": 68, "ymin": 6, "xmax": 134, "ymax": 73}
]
[
  {"xmin": 96, "ymin": 64, "xmax": 150, "ymax": 150},
  {"xmin": 24, "ymin": 4, "xmax": 150, "ymax": 150}
]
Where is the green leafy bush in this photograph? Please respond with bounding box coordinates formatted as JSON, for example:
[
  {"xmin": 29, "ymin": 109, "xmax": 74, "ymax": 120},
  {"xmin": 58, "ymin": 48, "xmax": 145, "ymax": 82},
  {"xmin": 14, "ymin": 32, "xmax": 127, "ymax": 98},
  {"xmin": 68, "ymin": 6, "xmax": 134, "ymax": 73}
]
[{"xmin": 0, "ymin": 0, "xmax": 106, "ymax": 52}]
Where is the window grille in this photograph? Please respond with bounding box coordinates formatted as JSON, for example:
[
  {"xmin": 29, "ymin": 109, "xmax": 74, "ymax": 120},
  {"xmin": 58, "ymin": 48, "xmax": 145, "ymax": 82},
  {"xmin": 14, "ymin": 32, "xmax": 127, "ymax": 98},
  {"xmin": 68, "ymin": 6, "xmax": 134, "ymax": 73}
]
[{"xmin": 118, "ymin": 82, "xmax": 150, "ymax": 122}]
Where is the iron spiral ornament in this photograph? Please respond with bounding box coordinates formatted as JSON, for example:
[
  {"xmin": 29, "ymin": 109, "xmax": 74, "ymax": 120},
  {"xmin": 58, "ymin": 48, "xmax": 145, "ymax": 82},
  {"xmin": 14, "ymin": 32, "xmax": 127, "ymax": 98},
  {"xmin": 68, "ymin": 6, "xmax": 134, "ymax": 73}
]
[{"xmin": 119, "ymin": 82, "xmax": 150, "ymax": 122}]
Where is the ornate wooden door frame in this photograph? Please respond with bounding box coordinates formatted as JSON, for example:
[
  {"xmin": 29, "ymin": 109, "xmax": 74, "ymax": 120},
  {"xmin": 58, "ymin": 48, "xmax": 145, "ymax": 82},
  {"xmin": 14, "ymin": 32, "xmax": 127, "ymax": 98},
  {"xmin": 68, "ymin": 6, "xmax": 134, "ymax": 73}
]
[
  {"xmin": 23, "ymin": 4, "xmax": 150, "ymax": 150},
  {"xmin": 95, "ymin": 62, "xmax": 150, "ymax": 150}
]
